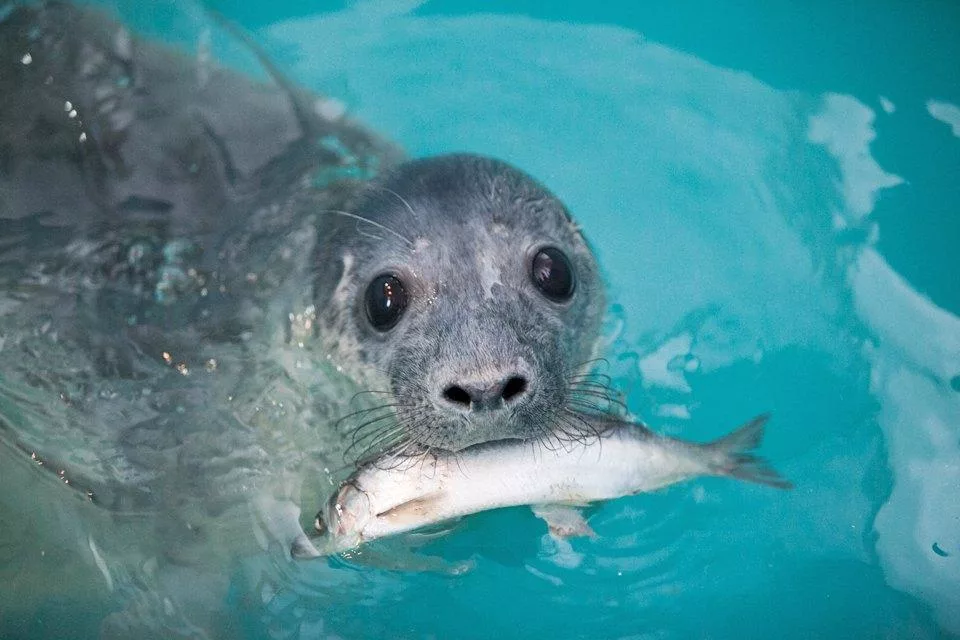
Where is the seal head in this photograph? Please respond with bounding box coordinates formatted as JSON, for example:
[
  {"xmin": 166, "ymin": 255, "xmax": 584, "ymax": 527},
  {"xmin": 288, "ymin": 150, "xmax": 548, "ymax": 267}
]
[{"xmin": 314, "ymin": 154, "xmax": 606, "ymax": 455}]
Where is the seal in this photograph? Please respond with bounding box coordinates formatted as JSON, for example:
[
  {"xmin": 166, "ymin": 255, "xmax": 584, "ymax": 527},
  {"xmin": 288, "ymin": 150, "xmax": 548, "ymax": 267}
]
[
  {"xmin": 0, "ymin": 2, "xmax": 612, "ymax": 635},
  {"xmin": 312, "ymin": 154, "xmax": 608, "ymax": 458}
]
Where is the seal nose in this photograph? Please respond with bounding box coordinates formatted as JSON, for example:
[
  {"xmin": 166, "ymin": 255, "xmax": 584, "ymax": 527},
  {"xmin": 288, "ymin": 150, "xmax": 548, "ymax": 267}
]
[{"xmin": 440, "ymin": 374, "xmax": 529, "ymax": 412}]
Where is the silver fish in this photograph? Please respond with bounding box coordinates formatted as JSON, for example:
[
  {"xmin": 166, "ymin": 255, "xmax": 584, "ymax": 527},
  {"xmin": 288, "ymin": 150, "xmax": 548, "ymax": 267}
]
[{"xmin": 311, "ymin": 414, "xmax": 790, "ymax": 554}]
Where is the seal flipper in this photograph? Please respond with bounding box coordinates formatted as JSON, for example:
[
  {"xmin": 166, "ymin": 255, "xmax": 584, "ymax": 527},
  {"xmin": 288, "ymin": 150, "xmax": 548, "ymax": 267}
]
[{"xmin": 531, "ymin": 504, "xmax": 596, "ymax": 539}]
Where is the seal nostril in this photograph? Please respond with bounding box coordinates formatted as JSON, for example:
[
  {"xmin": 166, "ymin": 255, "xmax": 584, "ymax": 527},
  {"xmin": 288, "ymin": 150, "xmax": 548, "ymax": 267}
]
[
  {"xmin": 501, "ymin": 376, "xmax": 528, "ymax": 403},
  {"xmin": 443, "ymin": 385, "xmax": 472, "ymax": 407}
]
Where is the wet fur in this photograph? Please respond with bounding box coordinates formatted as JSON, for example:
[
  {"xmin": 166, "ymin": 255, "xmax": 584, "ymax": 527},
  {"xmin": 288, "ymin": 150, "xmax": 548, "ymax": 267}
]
[{"xmin": 315, "ymin": 156, "xmax": 611, "ymax": 457}]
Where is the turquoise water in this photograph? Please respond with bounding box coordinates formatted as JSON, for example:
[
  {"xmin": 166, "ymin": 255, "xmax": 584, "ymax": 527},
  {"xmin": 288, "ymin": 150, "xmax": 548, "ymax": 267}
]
[{"xmin": 4, "ymin": 0, "xmax": 960, "ymax": 638}]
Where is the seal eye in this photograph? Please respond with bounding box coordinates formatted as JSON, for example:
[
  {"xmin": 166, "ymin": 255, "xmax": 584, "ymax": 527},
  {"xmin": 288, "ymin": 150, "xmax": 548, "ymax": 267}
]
[
  {"xmin": 531, "ymin": 247, "xmax": 575, "ymax": 301},
  {"xmin": 364, "ymin": 274, "xmax": 408, "ymax": 331}
]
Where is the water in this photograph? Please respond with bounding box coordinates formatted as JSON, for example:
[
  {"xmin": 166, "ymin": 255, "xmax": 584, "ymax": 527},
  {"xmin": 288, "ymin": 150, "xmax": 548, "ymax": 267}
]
[{"xmin": 1, "ymin": 0, "xmax": 959, "ymax": 638}]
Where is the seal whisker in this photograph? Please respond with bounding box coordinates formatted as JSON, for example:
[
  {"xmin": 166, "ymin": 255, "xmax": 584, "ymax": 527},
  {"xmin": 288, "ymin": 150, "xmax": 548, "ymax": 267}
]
[
  {"xmin": 569, "ymin": 396, "xmax": 624, "ymax": 414},
  {"xmin": 344, "ymin": 411, "xmax": 411, "ymax": 451},
  {"xmin": 347, "ymin": 423, "xmax": 399, "ymax": 451},
  {"xmin": 341, "ymin": 413, "xmax": 407, "ymax": 446},
  {"xmin": 533, "ymin": 413, "xmax": 567, "ymax": 453},
  {"xmin": 347, "ymin": 389, "xmax": 394, "ymax": 404},
  {"xmin": 374, "ymin": 185, "xmax": 421, "ymax": 224},
  {"xmin": 569, "ymin": 358, "xmax": 611, "ymax": 376},
  {"xmin": 539, "ymin": 377, "xmax": 627, "ymax": 417},
  {"xmin": 566, "ymin": 378, "xmax": 614, "ymax": 390},
  {"xmin": 550, "ymin": 429, "xmax": 576, "ymax": 453},
  {"xmin": 562, "ymin": 409, "xmax": 605, "ymax": 440},
  {"xmin": 566, "ymin": 390, "xmax": 617, "ymax": 402},
  {"xmin": 373, "ymin": 429, "xmax": 434, "ymax": 471},
  {"xmin": 568, "ymin": 392, "xmax": 627, "ymax": 413},
  {"xmin": 566, "ymin": 388, "xmax": 618, "ymax": 402},
  {"xmin": 338, "ymin": 402, "xmax": 405, "ymax": 424},
  {"xmin": 560, "ymin": 409, "xmax": 605, "ymax": 457},
  {"xmin": 567, "ymin": 397, "xmax": 623, "ymax": 416},
  {"xmin": 573, "ymin": 357, "xmax": 611, "ymax": 369},
  {"xmin": 450, "ymin": 447, "xmax": 470, "ymax": 479},
  {"xmin": 337, "ymin": 401, "xmax": 400, "ymax": 422},
  {"xmin": 565, "ymin": 386, "xmax": 620, "ymax": 400},
  {"xmin": 359, "ymin": 408, "xmax": 431, "ymax": 444},
  {"xmin": 349, "ymin": 407, "xmax": 438, "ymax": 465},
  {"xmin": 566, "ymin": 374, "xmax": 613, "ymax": 388},
  {"xmin": 316, "ymin": 209, "xmax": 414, "ymax": 247},
  {"xmin": 560, "ymin": 373, "xmax": 629, "ymax": 414},
  {"xmin": 339, "ymin": 408, "xmax": 404, "ymax": 442},
  {"xmin": 566, "ymin": 369, "xmax": 611, "ymax": 379},
  {"xmin": 552, "ymin": 414, "xmax": 593, "ymax": 449},
  {"xmin": 533, "ymin": 430, "xmax": 558, "ymax": 453}
]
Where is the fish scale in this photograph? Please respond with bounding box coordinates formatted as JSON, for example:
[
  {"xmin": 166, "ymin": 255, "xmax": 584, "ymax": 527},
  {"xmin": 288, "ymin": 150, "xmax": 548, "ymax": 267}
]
[{"xmin": 309, "ymin": 413, "xmax": 790, "ymax": 555}]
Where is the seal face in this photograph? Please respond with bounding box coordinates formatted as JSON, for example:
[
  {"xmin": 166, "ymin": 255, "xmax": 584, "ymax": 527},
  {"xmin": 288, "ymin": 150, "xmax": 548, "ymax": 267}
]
[{"xmin": 314, "ymin": 154, "xmax": 607, "ymax": 455}]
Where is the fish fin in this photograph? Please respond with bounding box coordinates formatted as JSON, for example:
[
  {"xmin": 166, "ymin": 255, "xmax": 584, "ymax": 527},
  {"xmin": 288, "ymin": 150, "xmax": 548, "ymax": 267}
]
[
  {"xmin": 703, "ymin": 414, "xmax": 793, "ymax": 489},
  {"xmin": 339, "ymin": 543, "xmax": 475, "ymax": 575},
  {"xmin": 376, "ymin": 493, "xmax": 445, "ymax": 523},
  {"xmin": 531, "ymin": 504, "xmax": 597, "ymax": 539}
]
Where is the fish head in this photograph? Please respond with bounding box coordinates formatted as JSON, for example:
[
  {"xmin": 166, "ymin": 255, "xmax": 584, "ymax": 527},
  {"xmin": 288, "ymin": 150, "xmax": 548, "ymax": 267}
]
[{"xmin": 322, "ymin": 480, "xmax": 372, "ymax": 545}]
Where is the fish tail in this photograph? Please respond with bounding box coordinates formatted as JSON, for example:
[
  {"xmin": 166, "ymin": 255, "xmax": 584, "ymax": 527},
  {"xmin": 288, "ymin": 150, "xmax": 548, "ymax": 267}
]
[{"xmin": 701, "ymin": 414, "xmax": 792, "ymax": 489}]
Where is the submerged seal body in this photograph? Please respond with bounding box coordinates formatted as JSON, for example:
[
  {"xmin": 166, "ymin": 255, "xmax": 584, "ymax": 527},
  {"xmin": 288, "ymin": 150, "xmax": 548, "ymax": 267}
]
[{"xmin": 0, "ymin": 2, "xmax": 609, "ymax": 635}]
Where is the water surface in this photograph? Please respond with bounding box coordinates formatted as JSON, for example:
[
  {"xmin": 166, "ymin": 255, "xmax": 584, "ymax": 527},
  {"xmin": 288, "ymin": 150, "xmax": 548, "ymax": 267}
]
[{"xmin": 2, "ymin": 0, "xmax": 959, "ymax": 638}]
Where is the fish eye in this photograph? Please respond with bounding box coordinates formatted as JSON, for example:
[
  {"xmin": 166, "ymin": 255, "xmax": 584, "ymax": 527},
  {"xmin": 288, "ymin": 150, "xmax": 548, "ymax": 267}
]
[
  {"xmin": 364, "ymin": 273, "xmax": 408, "ymax": 331},
  {"xmin": 530, "ymin": 246, "xmax": 575, "ymax": 301},
  {"xmin": 314, "ymin": 510, "xmax": 327, "ymax": 535}
]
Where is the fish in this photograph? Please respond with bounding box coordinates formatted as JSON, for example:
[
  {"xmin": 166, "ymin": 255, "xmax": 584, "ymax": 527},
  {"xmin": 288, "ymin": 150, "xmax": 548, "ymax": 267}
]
[{"xmin": 308, "ymin": 414, "xmax": 791, "ymax": 555}]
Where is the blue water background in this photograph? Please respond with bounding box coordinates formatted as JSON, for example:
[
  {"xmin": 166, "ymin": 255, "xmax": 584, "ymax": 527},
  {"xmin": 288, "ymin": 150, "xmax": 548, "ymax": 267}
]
[{"xmin": 15, "ymin": 0, "xmax": 960, "ymax": 637}]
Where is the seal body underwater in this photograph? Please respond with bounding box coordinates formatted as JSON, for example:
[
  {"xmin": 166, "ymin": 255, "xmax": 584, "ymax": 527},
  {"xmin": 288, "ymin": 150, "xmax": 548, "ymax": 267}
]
[{"xmin": 0, "ymin": 2, "xmax": 609, "ymax": 636}]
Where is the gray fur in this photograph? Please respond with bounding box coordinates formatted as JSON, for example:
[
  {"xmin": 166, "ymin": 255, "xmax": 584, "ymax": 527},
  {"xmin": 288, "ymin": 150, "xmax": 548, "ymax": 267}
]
[{"xmin": 314, "ymin": 155, "xmax": 607, "ymax": 453}]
